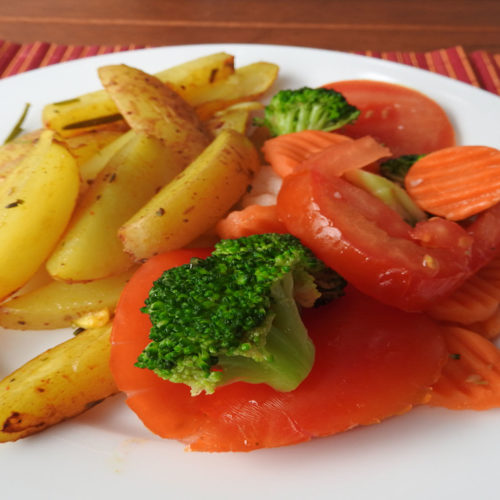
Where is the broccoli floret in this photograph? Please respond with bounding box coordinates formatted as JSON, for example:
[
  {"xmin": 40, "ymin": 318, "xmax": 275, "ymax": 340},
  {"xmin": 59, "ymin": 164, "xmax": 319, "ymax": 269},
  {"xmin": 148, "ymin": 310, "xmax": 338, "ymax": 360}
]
[
  {"xmin": 255, "ymin": 87, "xmax": 360, "ymax": 137},
  {"xmin": 136, "ymin": 233, "xmax": 346, "ymax": 396},
  {"xmin": 379, "ymin": 154, "xmax": 426, "ymax": 186}
]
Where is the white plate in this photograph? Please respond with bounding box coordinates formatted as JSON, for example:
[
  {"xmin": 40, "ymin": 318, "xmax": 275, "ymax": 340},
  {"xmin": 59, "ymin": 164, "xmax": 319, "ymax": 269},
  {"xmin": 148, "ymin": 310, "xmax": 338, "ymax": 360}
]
[{"xmin": 1, "ymin": 44, "xmax": 500, "ymax": 500}]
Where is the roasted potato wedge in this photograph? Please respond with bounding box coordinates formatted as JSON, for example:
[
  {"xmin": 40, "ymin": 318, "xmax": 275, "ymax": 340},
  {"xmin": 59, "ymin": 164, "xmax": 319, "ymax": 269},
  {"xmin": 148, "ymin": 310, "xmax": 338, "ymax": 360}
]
[
  {"xmin": 0, "ymin": 131, "xmax": 79, "ymax": 300},
  {"xmin": 193, "ymin": 62, "xmax": 279, "ymax": 120},
  {"xmin": 0, "ymin": 130, "xmax": 42, "ymax": 183},
  {"xmin": 157, "ymin": 51, "xmax": 235, "ymax": 100},
  {"xmin": 62, "ymin": 128, "xmax": 126, "ymax": 166},
  {"xmin": 206, "ymin": 101, "xmax": 264, "ymax": 136},
  {"xmin": 0, "ymin": 269, "xmax": 135, "ymax": 330},
  {"xmin": 98, "ymin": 64, "xmax": 210, "ymax": 162},
  {"xmin": 119, "ymin": 129, "xmax": 260, "ymax": 260},
  {"xmin": 42, "ymin": 52, "xmax": 234, "ymax": 137},
  {"xmin": 46, "ymin": 131, "xmax": 189, "ymax": 282},
  {"xmin": 78, "ymin": 130, "xmax": 135, "ymax": 191},
  {"xmin": 0, "ymin": 325, "xmax": 117, "ymax": 443}
]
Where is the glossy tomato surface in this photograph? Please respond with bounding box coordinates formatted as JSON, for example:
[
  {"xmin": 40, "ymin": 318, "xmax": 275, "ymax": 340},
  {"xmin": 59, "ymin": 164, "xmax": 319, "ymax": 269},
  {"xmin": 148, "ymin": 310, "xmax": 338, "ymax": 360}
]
[
  {"xmin": 277, "ymin": 168, "xmax": 474, "ymax": 311},
  {"xmin": 325, "ymin": 80, "xmax": 456, "ymax": 156}
]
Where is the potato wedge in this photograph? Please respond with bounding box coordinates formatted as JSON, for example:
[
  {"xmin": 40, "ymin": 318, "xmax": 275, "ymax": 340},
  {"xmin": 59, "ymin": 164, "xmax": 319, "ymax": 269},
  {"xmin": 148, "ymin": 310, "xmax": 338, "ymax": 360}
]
[
  {"xmin": 206, "ymin": 101, "xmax": 264, "ymax": 136},
  {"xmin": 0, "ymin": 131, "xmax": 79, "ymax": 301},
  {"xmin": 119, "ymin": 129, "xmax": 260, "ymax": 260},
  {"xmin": 0, "ymin": 269, "xmax": 135, "ymax": 330},
  {"xmin": 193, "ymin": 62, "xmax": 279, "ymax": 120},
  {"xmin": 78, "ymin": 129, "xmax": 135, "ymax": 191},
  {"xmin": 62, "ymin": 128, "xmax": 126, "ymax": 167},
  {"xmin": 42, "ymin": 52, "xmax": 235, "ymax": 137},
  {"xmin": 46, "ymin": 131, "xmax": 190, "ymax": 282},
  {"xmin": 157, "ymin": 52, "xmax": 235, "ymax": 100},
  {"xmin": 0, "ymin": 325, "xmax": 117, "ymax": 443},
  {"xmin": 98, "ymin": 64, "xmax": 210, "ymax": 162},
  {"xmin": 0, "ymin": 130, "xmax": 42, "ymax": 184}
]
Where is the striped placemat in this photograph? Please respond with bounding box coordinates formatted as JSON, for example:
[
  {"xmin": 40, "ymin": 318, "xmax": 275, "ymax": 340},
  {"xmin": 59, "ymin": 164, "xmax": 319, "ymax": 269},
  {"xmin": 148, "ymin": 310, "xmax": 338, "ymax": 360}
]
[{"xmin": 0, "ymin": 40, "xmax": 499, "ymax": 95}]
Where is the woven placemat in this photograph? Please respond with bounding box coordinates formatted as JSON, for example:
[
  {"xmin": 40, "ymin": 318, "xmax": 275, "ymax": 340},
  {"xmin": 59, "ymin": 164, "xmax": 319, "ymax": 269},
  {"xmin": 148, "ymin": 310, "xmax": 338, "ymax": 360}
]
[{"xmin": 0, "ymin": 41, "xmax": 499, "ymax": 95}]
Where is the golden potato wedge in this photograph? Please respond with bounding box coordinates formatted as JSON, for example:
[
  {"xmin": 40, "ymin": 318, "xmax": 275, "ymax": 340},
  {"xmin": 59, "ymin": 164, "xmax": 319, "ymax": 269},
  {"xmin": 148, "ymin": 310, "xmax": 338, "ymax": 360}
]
[
  {"xmin": 119, "ymin": 129, "xmax": 260, "ymax": 260},
  {"xmin": 0, "ymin": 131, "xmax": 79, "ymax": 301},
  {"xmin": 0, "ymin": 325, "xmax": 117, "ymax": 443},
  {"xmin": 46, "ymin": 130, "xmax": 197, "ymax": 282},
  {"xmin": 78, "ymin": 129, "xmax": 135, "ymax": 191},
  {"xmin": 42, "ymin": 92, "xmax": 126, "ymax": 138},
  {"xmin": 0, "ymin": 268, "xmax": 135, "ymax": 330},
  {"xmin": 193, "ymin": 62, "xmax": 279, "ymax": 120},
  {"xmin": 206, "ymin": 101, "xmax": 264, "ymax": 136},
  {"xmin": 98, "ymin": 64, "xmax": 210, "ymax": 162},
  {"xmin": 0, "ymin": 130, "xmax": 42, "ymax": 184},
  {"xmin": 157, "ymin": 51, "xmax": 235, "ymax": 100},
  {"xmin": 42, "ymin": 52, "xmax": 234, "ymax": 137},
  {"xmin": 8, "ymin": 264, "xmax": 53, "ymax": 299},
  {"xmin": 62, "ymin": 128, "xmax": 126, "ymax": 166}
]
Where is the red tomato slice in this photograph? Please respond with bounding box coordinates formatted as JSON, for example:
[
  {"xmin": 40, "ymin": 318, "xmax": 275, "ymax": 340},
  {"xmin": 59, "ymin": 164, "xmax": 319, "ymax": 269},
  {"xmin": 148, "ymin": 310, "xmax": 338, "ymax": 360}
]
[
  {"xmin": 277, "ymin": 168, "xmax": 474, "ymax": 311},
  {"xmin": 111, "ymin": 250, "xmax": 446, "ymax": 452},
  {"xmin": 324, "ymin": 80, "xmax": 456, "ymax": 156}
]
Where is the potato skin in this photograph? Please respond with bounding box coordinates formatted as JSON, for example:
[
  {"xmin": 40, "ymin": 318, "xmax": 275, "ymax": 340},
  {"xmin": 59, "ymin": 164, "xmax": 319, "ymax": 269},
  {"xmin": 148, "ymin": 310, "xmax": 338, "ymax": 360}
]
[
  {"xmin": 0, "ymin": 325, "xmax": 117, "ymax": 442},
  {"xmin": 119, "ymin": 129, "xmax": 260, "ymax": 260}
]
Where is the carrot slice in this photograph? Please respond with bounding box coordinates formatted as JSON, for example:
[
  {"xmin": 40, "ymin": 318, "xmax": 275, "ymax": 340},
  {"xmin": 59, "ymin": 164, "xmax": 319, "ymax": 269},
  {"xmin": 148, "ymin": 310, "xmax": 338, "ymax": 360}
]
[
  {"xmin": 428, "ymin": 325, "xmax": 500, "ymax": 410},
  {"xmin": 262, "ymin": 130, "xmax": 352, "ymax": 177},
  {"xmin": 468, "ymin": 305, "xmax": 500, "ymax": 340},
  {"xmin": 426, "ymin": 254, "xmax": 500, "ymax": 325},
  {"xmin": 427, "ymin": 273, "xmax": 500, "ymax": 325},
  {"xmin": 215, "ymin": 204, "xmax": 286, "ymax": 239},
  {"xmin": 405, "ymin": 145, "xmax": 500, "ymax": 221}
]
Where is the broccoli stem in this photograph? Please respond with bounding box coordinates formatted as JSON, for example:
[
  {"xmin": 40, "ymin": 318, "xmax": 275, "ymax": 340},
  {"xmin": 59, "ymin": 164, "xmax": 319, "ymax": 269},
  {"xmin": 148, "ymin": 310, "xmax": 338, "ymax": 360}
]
[{"xmin": 217, "ymin": 273, "xmax": 315, "ymax": 392}]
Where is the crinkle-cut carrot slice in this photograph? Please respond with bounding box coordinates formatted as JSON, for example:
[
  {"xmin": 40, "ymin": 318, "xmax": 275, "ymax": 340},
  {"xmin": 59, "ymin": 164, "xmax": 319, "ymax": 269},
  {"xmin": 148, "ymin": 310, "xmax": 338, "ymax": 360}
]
[
  {"xmin": 405, "ymin": 145, "xmax": 500, "ymax": 221},
  {"xmin": 426, "ymin": 254, "xmax": 500, "ymax": 325},
  {"xmin": 468, "ymin": 305, "xmax": 500, "ymax": 340},
  {"xmin": 262, "ymin": 130, "xmax": 352, "ymax": 177},
  {"xmin": 475, "ymin": 254, "xmax": 500, "ymax": 284},
  {"xmin": 215, "ymin": 204, "xmax": 286, "ymax": 239},
  {"xmin": 428, "ymin": 325, "xmax": 500, "ymax": 410},
  {"xmin": 427, "ymin": 273, "xmax": 500, "ymax": 325}
]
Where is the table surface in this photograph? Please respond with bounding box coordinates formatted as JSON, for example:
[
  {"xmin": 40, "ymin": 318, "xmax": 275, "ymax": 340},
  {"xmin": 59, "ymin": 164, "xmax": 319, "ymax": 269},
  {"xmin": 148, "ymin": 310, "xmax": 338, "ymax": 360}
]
[{"xmin": 1, "ymin": 0, "xmax": 499, "ymax": 53}]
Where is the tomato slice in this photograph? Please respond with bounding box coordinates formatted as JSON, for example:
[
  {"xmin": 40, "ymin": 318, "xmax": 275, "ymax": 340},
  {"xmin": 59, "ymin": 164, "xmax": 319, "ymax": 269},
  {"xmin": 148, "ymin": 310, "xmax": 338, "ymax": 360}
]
[
  {"xmin": 277, "ymin": 168, "xmax": 474, "ymax": 311},
  {"xmin": 111, "ymin": 250, "xmax": 446, "ymax": 452},
  {"xmin": 324, "ymin": 80, "xmax": 456, "ymax": 156}
]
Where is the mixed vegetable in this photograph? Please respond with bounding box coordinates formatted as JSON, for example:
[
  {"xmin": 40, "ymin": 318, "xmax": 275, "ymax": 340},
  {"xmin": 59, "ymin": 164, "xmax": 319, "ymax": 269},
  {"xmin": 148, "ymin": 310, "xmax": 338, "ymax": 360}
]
[{"xmin": 1, "ymin": 51, "xmax": 500, "ymax": 452}]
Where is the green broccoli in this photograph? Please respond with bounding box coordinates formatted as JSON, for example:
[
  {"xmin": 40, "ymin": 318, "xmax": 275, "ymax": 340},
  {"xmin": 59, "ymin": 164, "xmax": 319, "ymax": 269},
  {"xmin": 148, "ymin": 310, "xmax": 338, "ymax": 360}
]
[
  {"xmin": 136, "ymin": 233, "xmax": 346, "ymax": 396},
  {"xmin": 255, "ymin": 87, "xmax": 360, "ymax": 137},
  {"xmin": 343, "ymin": 169, "xmax": 427, "ymax": 226},
  {"xmin": 379, "ymin": 154, "xmax": 426, "ymax": 186}
]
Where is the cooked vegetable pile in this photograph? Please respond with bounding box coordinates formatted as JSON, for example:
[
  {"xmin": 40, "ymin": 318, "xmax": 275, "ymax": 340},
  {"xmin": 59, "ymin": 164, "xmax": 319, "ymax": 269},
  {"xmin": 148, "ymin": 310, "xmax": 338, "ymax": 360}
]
[
  {"xmin": 2, "ymin": 51, "xmax": 500, "ymax": 454},
  {"xmin": 137, "ymin": 233, "xmax": 346, "ymax": 395}
]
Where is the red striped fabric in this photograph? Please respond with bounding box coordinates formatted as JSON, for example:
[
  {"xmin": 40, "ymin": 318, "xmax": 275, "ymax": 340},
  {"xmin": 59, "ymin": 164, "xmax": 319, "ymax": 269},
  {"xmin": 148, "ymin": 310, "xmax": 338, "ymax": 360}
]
[{"xmin": 0, "ymin": 41, "xmax": 499, "ymax": 96}]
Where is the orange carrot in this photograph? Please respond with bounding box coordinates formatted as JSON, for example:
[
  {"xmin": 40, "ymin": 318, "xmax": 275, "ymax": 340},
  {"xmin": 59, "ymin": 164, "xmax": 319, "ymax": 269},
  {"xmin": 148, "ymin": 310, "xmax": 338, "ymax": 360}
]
[
  {"xmin": 262, "ymin": 130, "xmax": 352, "ymax": 177},
  {"xmin": 215, "ymin": 204, "xmax": 286, "ymax": 240},
  {"xmin": 405, "ymin": 145, "xmax": 500, "ymax": 221},
  {"xmin": 428, "ymin": 325, "xmax": 500, "ymax": 410},
  {"xmin": 475, "ymin": 253, "xmax": 500, "ymax": 285},
  {"xmin": 426, "ymin": 254, "xmax": 500, "ymax": 325},
  {"xmin": 468, "ymin": 305, "xmax": 500, "ymax": 340},
  {"xmin": 427, "ymin": 273, "xmax": 500, "ymax": 325}
]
